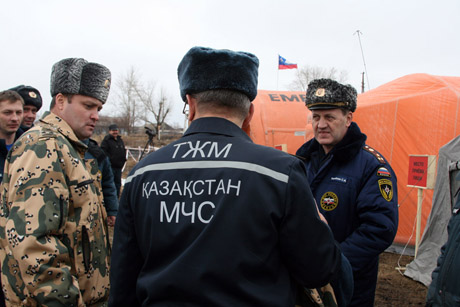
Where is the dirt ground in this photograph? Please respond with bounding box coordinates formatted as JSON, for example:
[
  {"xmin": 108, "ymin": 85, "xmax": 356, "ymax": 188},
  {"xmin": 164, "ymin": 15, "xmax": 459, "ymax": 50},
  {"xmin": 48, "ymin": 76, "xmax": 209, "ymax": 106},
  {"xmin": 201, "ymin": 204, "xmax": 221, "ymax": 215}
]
[{"xmin": 375, "ymin": 252, "xmax": 427, "ymax": 306}]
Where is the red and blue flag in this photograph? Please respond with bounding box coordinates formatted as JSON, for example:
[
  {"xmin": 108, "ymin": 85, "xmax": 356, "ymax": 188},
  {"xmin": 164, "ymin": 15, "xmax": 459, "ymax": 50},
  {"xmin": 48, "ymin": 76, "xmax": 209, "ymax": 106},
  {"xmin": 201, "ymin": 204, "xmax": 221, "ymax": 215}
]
[{"xmin": 278, "ymin": 55, "xmax": 298, "ymax": 70}]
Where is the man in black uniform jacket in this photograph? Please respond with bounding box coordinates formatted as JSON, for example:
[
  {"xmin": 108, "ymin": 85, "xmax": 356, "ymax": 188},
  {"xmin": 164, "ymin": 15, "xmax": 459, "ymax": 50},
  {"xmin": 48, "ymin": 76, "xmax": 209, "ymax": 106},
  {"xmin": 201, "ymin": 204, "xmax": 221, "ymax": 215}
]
[
  {"xmin": 101, "ymin": 123, "xmax": 126, "ymax": 197},
  {"xmin": 109, "ymin": 47, "xmax": 351, "ymax": 306}
]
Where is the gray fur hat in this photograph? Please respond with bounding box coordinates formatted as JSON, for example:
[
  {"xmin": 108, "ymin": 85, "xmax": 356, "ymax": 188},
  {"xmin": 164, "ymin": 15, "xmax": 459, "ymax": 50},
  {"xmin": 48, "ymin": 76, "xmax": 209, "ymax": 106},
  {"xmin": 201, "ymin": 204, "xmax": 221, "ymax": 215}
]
[
  {"xmin": 50, "ymin": 58, "xmax": 111, "ymax": 104},
  {"xmin": 305, "ymin": 78, "xmax": 357, "ymax": 112},
  {"xmin": 177, "ymin": 46, "xmax": 259, "ymax": 102}
]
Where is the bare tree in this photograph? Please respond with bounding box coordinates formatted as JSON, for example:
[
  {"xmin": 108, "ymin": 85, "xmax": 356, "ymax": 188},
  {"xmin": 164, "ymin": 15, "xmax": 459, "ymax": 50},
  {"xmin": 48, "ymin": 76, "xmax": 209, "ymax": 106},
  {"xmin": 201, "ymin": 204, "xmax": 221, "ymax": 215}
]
[
  {"xmin": 136, "ymin": 85, "xmax": 172, "ymax": 141},
  {"xmin": 115, "ymin": 67, "xmax": 143, "ymax": 134},
  {"xmin": 289, "ymin": 65, "xmax": 349, "ymax": 91},
  {"xmin": 115, "ymin": 67, "xmax": 172, "ymax": 139}
]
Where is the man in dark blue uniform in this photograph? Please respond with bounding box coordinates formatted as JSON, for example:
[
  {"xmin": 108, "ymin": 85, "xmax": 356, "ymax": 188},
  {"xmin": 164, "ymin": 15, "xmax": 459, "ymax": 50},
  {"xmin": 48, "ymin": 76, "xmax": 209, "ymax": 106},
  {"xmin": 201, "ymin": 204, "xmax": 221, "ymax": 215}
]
[
  {"xmin": 296, "ymin": 79, "xmax": 399, "ymax": 307},
  {"xmin": 9, "ymin": 85, "xmax": 43, "ymax": 131},
  {"xmin": 426, "ymin": 171, "xmax": 460, "ymax": 306},
  {"xmin": 0, "ymin": 90, "xmax": 24, "ymax": 183},
  {"xmin": 109, "ymin": 48, "xmax": 351, "ymax": 306}
]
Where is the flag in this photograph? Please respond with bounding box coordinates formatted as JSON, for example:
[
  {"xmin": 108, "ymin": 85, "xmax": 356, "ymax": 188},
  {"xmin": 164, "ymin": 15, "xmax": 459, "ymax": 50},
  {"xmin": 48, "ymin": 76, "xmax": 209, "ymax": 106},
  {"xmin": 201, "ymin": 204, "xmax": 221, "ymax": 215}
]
[{"xmin": 278, "ymin": 55, "xmax": 298, "ymax": 70}]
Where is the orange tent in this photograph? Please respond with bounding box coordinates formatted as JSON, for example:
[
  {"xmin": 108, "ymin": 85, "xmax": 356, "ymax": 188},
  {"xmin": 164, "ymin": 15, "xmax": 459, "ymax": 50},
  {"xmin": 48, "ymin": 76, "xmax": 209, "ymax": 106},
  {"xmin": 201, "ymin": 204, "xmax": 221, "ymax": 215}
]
[
  {"xmin": 248, "ymin": 90, "xmax": 308, "ymax": 154},
  {"xmin": 249, "ymin": 74, "xmax": 460, "ymax": 246}
]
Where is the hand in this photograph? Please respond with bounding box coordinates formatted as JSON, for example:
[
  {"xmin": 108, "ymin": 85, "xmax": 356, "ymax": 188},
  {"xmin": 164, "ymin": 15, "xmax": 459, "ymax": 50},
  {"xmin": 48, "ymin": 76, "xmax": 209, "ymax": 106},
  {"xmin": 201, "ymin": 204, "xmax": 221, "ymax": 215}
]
[
  {"xmin": 317, "ymin": 210, "xmax": 328, "ymax": 225},
  {"xmin": 107, "ymin": 215, "xmax": 116, "ymax": 227},
  {"xmin": 314, "ymin": 200, "xmax": 328, "ymax": 225}
]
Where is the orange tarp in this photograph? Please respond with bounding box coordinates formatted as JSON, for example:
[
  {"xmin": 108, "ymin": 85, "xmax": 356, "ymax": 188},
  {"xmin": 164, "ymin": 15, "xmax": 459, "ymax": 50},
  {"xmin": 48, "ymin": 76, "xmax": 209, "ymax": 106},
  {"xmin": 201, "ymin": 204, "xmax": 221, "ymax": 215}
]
[{"xmin": 249, "ymin": 74, "xmax": 460, "ymax": 246}]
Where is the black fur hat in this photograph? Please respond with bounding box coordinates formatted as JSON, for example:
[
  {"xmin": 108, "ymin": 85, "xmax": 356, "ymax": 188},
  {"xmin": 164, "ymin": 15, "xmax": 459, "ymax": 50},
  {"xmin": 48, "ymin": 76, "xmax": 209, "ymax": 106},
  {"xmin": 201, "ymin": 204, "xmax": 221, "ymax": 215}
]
[
  {"xmin": 50, "ymin": 58, "xmax": 111, "ymax": 104},
  {"xmin": 178, "ymin": 47, "xmax": 259, "ymax": 102},
  {"xmin": 9, "ymin": 85, "xmax": 43, "ymax": 110},
  {"xmin": 305, "ymin": 78, "xmax": 357, "ymax": 112}
]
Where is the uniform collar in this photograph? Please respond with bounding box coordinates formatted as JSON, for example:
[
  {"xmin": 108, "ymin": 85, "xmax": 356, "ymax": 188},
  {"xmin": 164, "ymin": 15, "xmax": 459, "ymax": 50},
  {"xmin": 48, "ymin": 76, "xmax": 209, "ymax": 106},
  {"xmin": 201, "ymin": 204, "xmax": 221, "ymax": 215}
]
[
  {"xmin": 39, "ymin": 111, "xmax": 87, "ymax": 150},
  {"xmin": 184, "ymin": 117, "xmax": 252, "ymax": 142},
  {"xmin": 297, "ymin": 122, "xmax": 366, "ymax": 162}
]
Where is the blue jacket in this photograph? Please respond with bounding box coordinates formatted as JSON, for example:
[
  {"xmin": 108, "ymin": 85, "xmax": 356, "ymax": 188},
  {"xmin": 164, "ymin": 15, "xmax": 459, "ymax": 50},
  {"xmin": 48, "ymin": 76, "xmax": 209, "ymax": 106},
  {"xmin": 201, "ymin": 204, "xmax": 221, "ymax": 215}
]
[
  {"xmin": 0, "ymin": 128, "xmax": 24, "ymax": 183},
  {"xmin": 109, "ymin": 117, "xmax": 346, "ymax": 307},
  {"xmin": 426, "ymin": 176, "xmax": 460, "ymax": 306},
  {"xmin": 83, "ymin": 138, "xmax": 119, "ymax": 216},
  {"xmin": 296, "ymin": 122, "xmax": 399, "ymax": 307}
]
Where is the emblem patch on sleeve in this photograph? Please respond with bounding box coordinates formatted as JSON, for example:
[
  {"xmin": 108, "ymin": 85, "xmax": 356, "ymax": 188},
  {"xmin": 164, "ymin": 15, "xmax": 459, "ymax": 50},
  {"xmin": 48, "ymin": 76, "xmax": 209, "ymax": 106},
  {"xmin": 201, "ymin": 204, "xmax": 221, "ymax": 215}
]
[
  {"xmin": 377, "ymin": 167, "xmax": 391, "ymax": 177},
  {"xmin": 378, "ymin": 179, "xmax": 393, "ymax": 201},
  {"xmin": 320, "ymin": 192, "xmax": 338, "ymax": 211}
]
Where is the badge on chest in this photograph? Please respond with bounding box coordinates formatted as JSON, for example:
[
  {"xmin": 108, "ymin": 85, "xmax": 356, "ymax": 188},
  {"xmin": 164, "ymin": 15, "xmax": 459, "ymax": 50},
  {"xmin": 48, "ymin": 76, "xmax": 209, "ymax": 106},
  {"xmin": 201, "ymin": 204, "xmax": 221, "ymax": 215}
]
[{"xmin": 320, "ymin": 191, "xmax": 339, "ymax": 211}]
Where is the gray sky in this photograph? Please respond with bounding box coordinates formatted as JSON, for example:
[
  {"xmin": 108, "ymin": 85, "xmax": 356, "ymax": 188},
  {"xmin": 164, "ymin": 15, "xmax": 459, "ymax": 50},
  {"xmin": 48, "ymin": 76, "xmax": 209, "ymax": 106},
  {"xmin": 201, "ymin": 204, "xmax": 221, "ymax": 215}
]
[{"xmin": 2, "ymin": 0, "xmax": 459, "ymax": 127}]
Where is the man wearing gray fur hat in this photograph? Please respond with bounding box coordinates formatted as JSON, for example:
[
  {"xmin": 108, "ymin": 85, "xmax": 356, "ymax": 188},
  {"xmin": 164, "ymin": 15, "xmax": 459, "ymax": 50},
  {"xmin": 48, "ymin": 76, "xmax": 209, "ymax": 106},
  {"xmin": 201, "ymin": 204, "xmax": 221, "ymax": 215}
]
[
  {"xmin": 296, "ymin": 79, "xmax": 399, "ymax": 306},
  {"xmin": 110, "ymin": 47, "xmax": 350, "ymax": 306},
  {"xmin": 0, "ymin": 58, "xmax": 112, "ymax": 306}
]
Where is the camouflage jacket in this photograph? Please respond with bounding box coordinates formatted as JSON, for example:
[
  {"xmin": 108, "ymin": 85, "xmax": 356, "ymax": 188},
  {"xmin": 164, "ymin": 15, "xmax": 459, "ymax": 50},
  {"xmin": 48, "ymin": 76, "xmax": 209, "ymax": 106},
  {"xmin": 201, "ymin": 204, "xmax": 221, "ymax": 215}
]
[{"xmin": 0, "ymin": 112, "xmax": 110, "ymax": 306}]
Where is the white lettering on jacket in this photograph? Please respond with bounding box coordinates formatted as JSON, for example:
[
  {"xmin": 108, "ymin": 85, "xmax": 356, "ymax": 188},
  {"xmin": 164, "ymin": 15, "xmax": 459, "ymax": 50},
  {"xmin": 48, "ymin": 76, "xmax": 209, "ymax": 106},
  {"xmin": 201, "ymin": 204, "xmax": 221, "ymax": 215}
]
[
  {"xmin": 142, "ymin": 179, "xmax": 241, "ymax": 199},
  {"xmin": 160, "ymin": 201, "xmax": 215, "ymax": 223},
  {"xmin": 172, "ymin": 141, "xmax": 232, "ymax": 159}
]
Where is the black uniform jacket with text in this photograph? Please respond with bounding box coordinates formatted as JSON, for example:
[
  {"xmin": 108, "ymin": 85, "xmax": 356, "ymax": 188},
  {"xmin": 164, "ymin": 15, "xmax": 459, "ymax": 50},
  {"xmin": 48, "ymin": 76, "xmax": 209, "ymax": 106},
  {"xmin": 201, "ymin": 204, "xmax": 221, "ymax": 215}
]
[{"xmin": 109, "ymin": 117, "xmax": 341, "ymax": 307}]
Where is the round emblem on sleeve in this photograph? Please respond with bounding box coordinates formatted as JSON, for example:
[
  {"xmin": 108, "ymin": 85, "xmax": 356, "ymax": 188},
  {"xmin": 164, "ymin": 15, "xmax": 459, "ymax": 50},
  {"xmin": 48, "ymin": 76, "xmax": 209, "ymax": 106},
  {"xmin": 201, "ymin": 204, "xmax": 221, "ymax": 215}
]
[{"xmin": 320, "ymin": 192, "xmax": 338, "ymax": 211}]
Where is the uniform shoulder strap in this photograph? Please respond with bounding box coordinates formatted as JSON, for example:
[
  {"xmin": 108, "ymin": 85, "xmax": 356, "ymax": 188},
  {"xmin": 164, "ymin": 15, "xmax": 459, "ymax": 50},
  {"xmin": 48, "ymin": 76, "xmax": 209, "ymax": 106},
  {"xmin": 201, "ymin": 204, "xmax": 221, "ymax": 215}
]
[{"xmin": 363, "ymin": 145, "xmax": 386, "ymax": 164}]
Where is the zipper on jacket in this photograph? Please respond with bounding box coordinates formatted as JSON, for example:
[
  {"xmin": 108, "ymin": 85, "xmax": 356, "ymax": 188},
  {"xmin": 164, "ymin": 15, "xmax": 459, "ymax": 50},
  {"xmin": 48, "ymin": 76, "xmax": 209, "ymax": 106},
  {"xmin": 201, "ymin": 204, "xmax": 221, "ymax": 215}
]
[{"xmin": 81, "ymin": 226, "xmax": 91, "ymax": 272}]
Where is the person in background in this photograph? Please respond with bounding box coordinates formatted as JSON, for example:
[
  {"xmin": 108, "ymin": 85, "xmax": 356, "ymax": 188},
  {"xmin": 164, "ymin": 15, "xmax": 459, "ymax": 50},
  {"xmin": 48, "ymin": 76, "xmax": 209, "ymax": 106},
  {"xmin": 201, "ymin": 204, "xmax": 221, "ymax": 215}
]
[
  {"xmin": 296, "ymin": 78, "xmax": 399, "ymax": 306},
  {"xmin": 9, "ymin": 85, "xmax": 42, "ymax": 131},
  {"xmin": 0, "ymin": 90, "xmax": 24, "ymax": 307},
  {"xmin": 0, "ymin": 90, "xmax": 24, "ymax": 182},
  {"xmin": 84, "ymin": 137, "xmax": 118, "ymax": 226},
  {"xmin": 0, "ymin": 57, "xmax": 112, "ymax": 306},
  {"xmin": 426, "ymin": 172, "xmax": 460, "ymax": 306},
  {"xmin": 101, "ymin": 123, "xmax": 126, "ymax": 198},
  {"xmin": 109, "ymin": 47, "xmax": 352, "ymax": 306}
]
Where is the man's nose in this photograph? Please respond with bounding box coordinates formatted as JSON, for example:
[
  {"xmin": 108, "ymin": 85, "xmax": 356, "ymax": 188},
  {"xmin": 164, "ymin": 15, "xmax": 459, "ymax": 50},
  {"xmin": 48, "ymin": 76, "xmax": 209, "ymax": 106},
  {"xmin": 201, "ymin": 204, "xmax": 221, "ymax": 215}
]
[
  {"xmin": 90, "ymin": 110, "xmax": 99, "ymax": 121},
  {"xmin": 12, "ymin": 113, "xmax": 21, "ymax": 122},
  {"xmin": 317, "ymin": 117, "xmax": 327, "ymax": 128}
]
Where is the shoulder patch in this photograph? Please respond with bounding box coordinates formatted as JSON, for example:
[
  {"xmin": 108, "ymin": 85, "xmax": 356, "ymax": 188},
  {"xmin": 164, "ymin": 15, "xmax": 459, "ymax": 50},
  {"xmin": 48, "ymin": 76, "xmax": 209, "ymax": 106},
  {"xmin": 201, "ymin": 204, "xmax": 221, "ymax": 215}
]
[
  {"xmin": 363, "ymin": 145, "xmax": 385, "ymax": 164},
  {"xmin": 37, "ymin": 125, "xmax": 59, "ymax": 141},
  {"xmin": 378, "ymin": 179, "xmax": 393, "ymax": 201},
  {"xmin": 377, "ymin": 167, "xmax": 391, "ymax": 178}
]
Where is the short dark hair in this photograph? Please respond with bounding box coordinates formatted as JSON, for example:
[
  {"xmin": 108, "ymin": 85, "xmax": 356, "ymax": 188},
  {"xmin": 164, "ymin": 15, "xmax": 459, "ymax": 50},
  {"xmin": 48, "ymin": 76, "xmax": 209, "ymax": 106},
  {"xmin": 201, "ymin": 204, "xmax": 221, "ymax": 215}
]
[
  {"xmin": 191, "ymin": 89, "xmax": 251, "ymax": 120},
  {"xmin": 50, "ymin": 94, "xmax": 74, "ymax": 109},
  {"xmin": 0, "ymin": 90, "xmax": 24, "ymax": 105}
]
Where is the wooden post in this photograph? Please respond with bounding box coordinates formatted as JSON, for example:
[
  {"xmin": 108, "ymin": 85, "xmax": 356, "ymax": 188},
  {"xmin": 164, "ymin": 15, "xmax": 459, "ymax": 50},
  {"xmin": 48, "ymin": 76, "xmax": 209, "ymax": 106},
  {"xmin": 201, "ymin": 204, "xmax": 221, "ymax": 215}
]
[{"xmin": 415, "ymin": 188, "xmax": 424, "ymax": 257}]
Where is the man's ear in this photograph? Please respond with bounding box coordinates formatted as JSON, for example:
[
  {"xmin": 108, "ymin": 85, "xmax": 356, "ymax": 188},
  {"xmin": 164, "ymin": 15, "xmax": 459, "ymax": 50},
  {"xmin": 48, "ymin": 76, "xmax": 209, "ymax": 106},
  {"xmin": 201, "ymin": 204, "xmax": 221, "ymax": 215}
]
[
  {"xmin": 242, "ymin": 103, "xmax": 254, "ymax": 131},
  {"xmin": 346, "ymin": 111, "xmax": 353, "ymax": 127},
  {"xmin": 55, "ymin": 93, "xmax": 66, "ymax": 111},
  {"xmin": 186, "ymin": 94, "xmax": 196, "ymax": 122}
]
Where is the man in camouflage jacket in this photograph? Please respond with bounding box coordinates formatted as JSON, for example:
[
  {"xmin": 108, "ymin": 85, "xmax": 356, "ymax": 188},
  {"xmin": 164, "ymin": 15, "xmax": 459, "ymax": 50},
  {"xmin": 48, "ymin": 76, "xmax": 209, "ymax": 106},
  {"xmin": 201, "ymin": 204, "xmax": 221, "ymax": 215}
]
[{"xmin": 0, "ymin": 58, "xmax": 112, "ymax": 306}]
